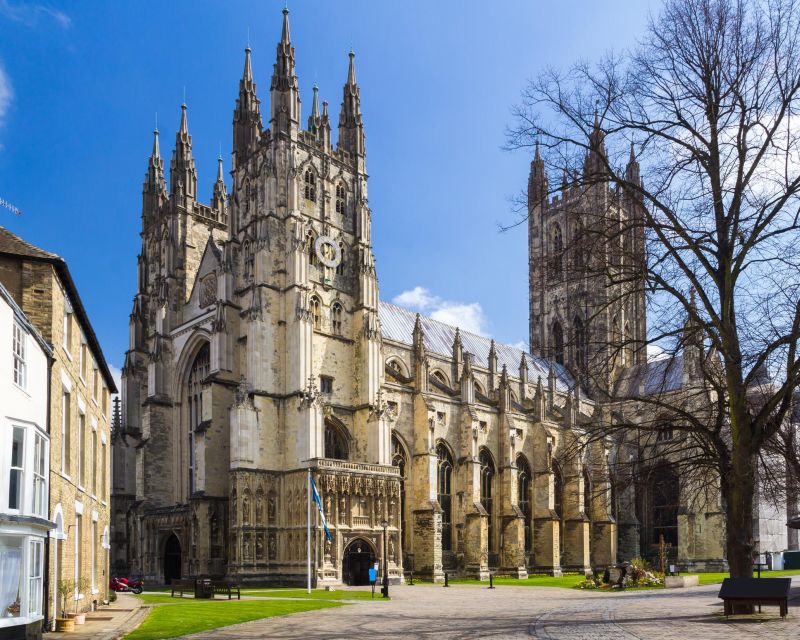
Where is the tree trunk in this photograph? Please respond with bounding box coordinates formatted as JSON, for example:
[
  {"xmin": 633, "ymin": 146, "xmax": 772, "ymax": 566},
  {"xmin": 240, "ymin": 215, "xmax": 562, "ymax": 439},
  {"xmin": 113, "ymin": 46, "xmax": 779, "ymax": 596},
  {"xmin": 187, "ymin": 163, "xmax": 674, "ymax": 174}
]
[{"xmin": 723, "ymin": 446, "xmax": 757, "ymax": 579}]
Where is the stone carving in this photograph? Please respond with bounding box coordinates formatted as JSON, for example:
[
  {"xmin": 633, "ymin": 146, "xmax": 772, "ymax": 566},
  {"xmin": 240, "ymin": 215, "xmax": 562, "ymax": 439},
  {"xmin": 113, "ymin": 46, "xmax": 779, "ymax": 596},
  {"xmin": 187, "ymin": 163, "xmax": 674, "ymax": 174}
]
[{"xmin": 200, "ymin": 273, "xmax": 217, "ymax": 308}]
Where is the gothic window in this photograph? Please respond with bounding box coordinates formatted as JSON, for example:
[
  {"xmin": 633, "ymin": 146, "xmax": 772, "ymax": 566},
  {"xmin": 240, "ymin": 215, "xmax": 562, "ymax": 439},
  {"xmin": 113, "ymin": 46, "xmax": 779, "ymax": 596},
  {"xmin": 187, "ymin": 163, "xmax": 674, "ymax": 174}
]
[
  {"xmin": 244, "ymin": 180, "xmax": 251, "ymax": 214},
  {"xmin": 242, "ymin": 240, "xmax": 254, "ymax": 282},
  {"xmin": 320, "ymin": 375, "xmax": 333, "ymax": 394},
  {"xmin": 187, "ymin": 343, "xmax": 210, "ymax": 496},
  {"xmin": 324, "ymin": 420, "xmax": 348, "ymax": 460},
  {"xmin": 474, "ymin": 381, "xmax": 486, "ymax": 399},
  {"xmin": 574, "ymin": 316, "xmax": 587, "ymax": 372},
  {"xmin": 335, "ymin": 182, "xmax": 346, "ymax": 214},
  {"xmin": 432, "ymin": 370, "xmax": 449, "ymax": 387},
  {"xmin": 552, "ymin": 321, "xmax": 565, "ymax": 365},
  {"xmin": 436, "ymin": 443, "xmax": 454, "ymax": 552},
  {"xmin": 572, "ymin": 221, "xmax": 585, "ymax": 269},
  {"xmin": 304, "ymin": 167, "xmax": 316, "ymax": 202},
  {"xmin": 310, "ymin": 296, "xmax": 322, "ymax": 330},
  {"xmin": 479, "ymin": 449, "xmax": 495, "ymax": 552},
  {"xmin": 336, "ymin": 242, "xmax": 345, "ymax": 276},
  {"xmin": 517, "ymin": 454, "xmax": 532, "ymax": 555},
  {"xmin": 645, "ymin": 464, "xmax": 679, "ymax": 549},
  {"xmin": 392, "ymin": 434, "xmax": 409, "ymax": 551},
  {"xmin": 331, "ymin": 302, "xmax": 343, "ymax": 335},
  {"xmin": 307, "ymin": 232, "xmax": 318, "ymax": 268},
  {"xmin": 387, "ymin": 358, "xmax": 406, "ymax": 378},
  {"xmin": 553, "ymin": 461, "xmax": 564, "ymax": 559},
  {"xmin": 551, "ymin": 224, "xmax": 563, "ymax": 277}
]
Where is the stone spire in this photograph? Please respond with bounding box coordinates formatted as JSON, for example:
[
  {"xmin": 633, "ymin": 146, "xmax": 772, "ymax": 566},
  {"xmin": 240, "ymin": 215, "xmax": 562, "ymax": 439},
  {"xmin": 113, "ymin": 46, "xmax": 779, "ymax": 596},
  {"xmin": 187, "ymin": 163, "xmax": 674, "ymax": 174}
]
[
  {"xmin": 338, "ymin": 50, "xmax": 365, "ymax": 160},
  {"xmin": 488, "ymin": 339, "xmax": 498, "ymax": 392},
  {"xmin": 170, "ymin": 103, "xmax": 197, "ymax": 201},
  {"xmin": 212, "ymin": 155, "xmax": 228, "ymax": 216},
  {"xmin": 528, "ymin": 142, "xmax": 548, "ymax": 209},
  {"xmin": 308, "ymin": 84, "xmax": 322, "ymax": 138},
  {"xmin": 452, "ymin": 328, "xmax": 463, "ymax": 384},
  {"xmin": 584, "ymin": 111, "xmax": 608, "ymax": 180},
  {"xmin": 270, "ymin": 8, "xmax": 301, "ymax": 136},
  {"xmin": 233, "ymin": 46, "xmax": 262, "ymax": 165},
  {"xmin": 625, "ymin": 142, "xmax": 641, "ymax": 189},
  {"xmin": 320, "ymin": 100, "xmax": 331, "ymax": 150},
  {"xmin": 143, "ymin": 127, "xmax": 167, "ymax": 215},
  {"xmin": 518, "ymin": 352, "xmax": 529, "ymax": 401}
]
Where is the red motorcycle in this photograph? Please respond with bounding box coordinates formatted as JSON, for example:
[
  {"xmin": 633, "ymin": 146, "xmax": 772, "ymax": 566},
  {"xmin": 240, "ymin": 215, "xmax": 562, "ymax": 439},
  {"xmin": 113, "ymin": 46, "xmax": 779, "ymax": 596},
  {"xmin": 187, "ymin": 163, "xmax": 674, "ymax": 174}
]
[{"xmin": 109, "ymin": 576, "xmax": 144, "ymax": 595}]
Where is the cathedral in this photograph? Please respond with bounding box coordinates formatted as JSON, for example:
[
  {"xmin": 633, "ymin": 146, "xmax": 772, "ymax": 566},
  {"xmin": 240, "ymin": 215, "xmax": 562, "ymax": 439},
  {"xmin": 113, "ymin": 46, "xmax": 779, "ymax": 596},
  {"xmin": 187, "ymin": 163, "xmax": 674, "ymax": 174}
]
[{"xmin": 111, "ymin": 10, "xmax": 787, "ymax": 586}]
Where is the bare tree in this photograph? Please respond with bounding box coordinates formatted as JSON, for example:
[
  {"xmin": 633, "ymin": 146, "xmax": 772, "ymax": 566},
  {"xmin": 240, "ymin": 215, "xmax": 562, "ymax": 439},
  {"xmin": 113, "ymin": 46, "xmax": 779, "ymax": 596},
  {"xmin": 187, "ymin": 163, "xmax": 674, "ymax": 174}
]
[{"xmin": 507, "ymin": 0, "xmax": 800, "ymax": 577}]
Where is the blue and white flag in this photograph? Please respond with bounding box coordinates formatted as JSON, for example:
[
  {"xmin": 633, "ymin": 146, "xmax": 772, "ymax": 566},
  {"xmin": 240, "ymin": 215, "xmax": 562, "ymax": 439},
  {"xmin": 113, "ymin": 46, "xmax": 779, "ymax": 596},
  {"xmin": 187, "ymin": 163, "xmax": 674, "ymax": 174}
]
[{"xmin": 310, "ymin": 476, "xmax": 332, "ymax": 542}]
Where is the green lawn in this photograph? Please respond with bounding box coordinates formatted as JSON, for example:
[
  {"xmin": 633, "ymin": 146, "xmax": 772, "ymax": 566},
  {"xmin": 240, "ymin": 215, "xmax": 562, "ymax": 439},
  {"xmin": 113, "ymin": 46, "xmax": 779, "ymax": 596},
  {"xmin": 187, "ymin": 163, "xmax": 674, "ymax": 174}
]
[
  {"xmin": 125, "ymin": 598, "xmax": 341, "ymax": 640},
  {"xmin": 240, "ymin": 588, "xmax": 384, "ymax": 600},
  {"xmin": 689, "ymin": 569, "xmax": 800, "ymax": 585},
  {"xmin": 449, "ymin": 573, "xmax": 586, "ymax": 588}
]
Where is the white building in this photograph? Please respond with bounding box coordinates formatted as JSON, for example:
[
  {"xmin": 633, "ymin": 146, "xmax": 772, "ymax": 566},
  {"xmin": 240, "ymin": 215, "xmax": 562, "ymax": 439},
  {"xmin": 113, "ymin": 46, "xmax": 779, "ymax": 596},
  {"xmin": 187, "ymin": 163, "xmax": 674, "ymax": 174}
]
[{"xmin": 0, "ymin": 282, "xmax": 53, "ymax": 640}]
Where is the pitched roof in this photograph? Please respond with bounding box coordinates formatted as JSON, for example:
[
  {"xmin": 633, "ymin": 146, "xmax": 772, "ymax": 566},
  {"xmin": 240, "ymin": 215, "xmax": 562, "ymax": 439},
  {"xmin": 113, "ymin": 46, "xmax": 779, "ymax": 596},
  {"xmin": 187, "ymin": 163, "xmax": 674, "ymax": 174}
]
[
  {"xmin": 614, "ymin": 354, "xmax": 684, "ymax": 397},
  {"xmin": 0, "ymin": 226, "xmax": 118, "ymax": 393},
  {"xmin": 378, "ymin": 301, "xmax": 574, "ymax": 392}
]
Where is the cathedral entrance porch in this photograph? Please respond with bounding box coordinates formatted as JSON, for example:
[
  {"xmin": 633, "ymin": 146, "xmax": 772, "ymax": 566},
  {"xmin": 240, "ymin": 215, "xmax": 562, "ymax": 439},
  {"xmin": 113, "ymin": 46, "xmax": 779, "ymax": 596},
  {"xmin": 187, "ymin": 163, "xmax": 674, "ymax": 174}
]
[
  {"xmin": 343, "ymin": 539, "xmax": 376, "ymax": 586},
  {"xmin": 164, "ymin": 534, "xmax": 182, "ymax": 586}
]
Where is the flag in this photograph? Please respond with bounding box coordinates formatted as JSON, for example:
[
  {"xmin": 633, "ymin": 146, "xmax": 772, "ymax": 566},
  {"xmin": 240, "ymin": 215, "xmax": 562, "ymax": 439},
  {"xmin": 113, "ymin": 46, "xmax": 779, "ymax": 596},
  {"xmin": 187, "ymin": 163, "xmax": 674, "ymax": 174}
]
[{"xmin": 310, "ymin": 476, "xmax": 332, "ymax": 542}]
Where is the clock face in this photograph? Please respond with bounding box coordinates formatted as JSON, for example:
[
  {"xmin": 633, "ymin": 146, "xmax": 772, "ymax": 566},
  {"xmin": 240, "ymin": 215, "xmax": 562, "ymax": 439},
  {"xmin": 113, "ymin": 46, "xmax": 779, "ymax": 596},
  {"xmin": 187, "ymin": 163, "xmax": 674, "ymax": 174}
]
[{"xmin": 314, "ymin": 235, "xmax": 342, "ymax": 268}]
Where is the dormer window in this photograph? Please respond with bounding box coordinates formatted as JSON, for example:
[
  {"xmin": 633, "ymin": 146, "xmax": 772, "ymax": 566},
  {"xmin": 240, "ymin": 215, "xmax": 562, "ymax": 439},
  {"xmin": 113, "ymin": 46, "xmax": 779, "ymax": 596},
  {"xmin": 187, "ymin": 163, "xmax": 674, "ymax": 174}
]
[{"xmin": 304, "ymin": 167, "xmax": 316, "ymax": 202}]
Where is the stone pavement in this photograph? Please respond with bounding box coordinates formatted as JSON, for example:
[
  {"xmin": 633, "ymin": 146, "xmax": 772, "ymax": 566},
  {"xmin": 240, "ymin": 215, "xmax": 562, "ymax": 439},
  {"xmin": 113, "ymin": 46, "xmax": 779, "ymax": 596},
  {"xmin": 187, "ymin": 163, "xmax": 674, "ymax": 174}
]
[
  {"xmin": 180, "ymin": 577, "xmax": 800, "ymax": 640},
  {"xmin": 43, "ymin": 592, "xmax": 147, "ymax": 640}
]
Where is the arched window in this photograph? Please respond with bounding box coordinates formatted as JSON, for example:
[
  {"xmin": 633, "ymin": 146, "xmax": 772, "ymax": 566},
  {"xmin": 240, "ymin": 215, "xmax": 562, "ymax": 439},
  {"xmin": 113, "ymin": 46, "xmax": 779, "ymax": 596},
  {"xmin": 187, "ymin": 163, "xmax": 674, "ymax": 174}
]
[
  {"xmin": 552, "ymin": 321, "xmax": 564, "ymax": 365},
  {"xmin": 574, "ymin": 316, "xmax": 587, "ymax": 372},
  {"xmin": 336, "ymin": 242, "xmax": 346, "ymax": 276},
  {"xmin": 480, "ymin": 449, "xmax": 495, "ymax": 552},
  {"xmin": 432, "ymin": 370, "xmax": 449, "ymax": 387},
  {"xmin": 572, "ymin": 220, "xmax": 585, "ymax": 269},
  {"xmin": 310, "ymin": 296, "xmax": 322, "ymax": 330},
  {"xmin": 392, "ymin": 434, "xmax": 408, "ymax": 551},
  {"xmin": 551, "ymin": 224, "xmax": 563, "ymax": 277},
  {"xmin": 553, "ymin": 461, "xmax": 564, "ymax": 559},
  {"xmin": 304, "ymin": 167, "xmax": 316, "ymax": 202},
  {"xmin": 386, "ymin": 358, "xmax": 406, "ymax": 379},
  {"xmin": 436, "ymin": 443, "xmax": 453, "ymax": 552},
  {"xmin": 324, "ymin": 421, "xmax": 348, "ymax": 460},
  {"xmin": 517, "ymin": 455, "xmax": 532, "ymax": 556},
  {"xmin": 331, "ymin": 302, "xmax": 343, "ymax": 335},
  {"xmin": 474, "ymin": 381, "xmax": 486, "ymax": 399},
  {"xmin": 187, "ymin": 343, "xmax": 210, "ymax": 496},
  {"xmin": 335, "ymin": 183, "xmax": 346, "ymax": 214},
  {"xmin": 242, "ymin": 240, "xmax": 254, "ymax": 282},
  {"xmin": 307, "ymin": 232, "xmax": 318, "ymax": 268}
]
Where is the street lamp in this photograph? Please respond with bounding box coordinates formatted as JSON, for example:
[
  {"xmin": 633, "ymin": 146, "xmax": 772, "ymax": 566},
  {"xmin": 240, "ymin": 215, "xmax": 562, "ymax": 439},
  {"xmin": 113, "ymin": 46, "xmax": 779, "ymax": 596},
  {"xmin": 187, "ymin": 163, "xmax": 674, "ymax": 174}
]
[{"xmin": 381, "ymin": 519, "xmax": 389, "ymax": 598}]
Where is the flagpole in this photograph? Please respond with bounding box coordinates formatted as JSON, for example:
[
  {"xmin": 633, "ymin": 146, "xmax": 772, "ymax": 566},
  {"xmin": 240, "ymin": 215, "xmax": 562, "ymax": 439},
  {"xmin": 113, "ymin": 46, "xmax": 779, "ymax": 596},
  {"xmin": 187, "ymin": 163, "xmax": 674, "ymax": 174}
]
[{"xmin": 307, "ymin": 468, "xmax": 312, "ymax": 594}]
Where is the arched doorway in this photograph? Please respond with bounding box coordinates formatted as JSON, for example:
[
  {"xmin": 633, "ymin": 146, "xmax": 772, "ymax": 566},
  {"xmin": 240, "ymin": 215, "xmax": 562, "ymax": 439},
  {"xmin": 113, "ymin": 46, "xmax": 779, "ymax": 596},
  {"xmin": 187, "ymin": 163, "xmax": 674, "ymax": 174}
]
[
  {"xmin": 342, "ymin": 539, "xmax": 376, "ymax": 586},
  {"xmin": 163, "ymin": 534, "xmax": 182, "ymax": 586}
]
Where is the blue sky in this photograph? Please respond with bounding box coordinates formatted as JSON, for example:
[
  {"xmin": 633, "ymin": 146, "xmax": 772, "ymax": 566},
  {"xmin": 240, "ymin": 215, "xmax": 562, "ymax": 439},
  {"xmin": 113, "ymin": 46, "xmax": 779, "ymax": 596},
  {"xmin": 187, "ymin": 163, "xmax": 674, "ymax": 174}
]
[{"xmin": 0, "ymin": 0, "xmax": 656, "ymax": 383}]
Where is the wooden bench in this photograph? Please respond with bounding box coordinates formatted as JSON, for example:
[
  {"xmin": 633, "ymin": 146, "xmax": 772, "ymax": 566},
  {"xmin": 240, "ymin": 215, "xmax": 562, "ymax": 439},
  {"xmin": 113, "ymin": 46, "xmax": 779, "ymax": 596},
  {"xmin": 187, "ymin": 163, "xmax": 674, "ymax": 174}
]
[
  {"xmin": 170, "ymin": 579, "xmax": 194, "ymax": 598},
  {"xmin": 211, "ymin": 581, "xmax": 241, "ymax": 600},
  {"xmin": 718, "ymin": 577, "xmax": 791, "ymax": 618}
]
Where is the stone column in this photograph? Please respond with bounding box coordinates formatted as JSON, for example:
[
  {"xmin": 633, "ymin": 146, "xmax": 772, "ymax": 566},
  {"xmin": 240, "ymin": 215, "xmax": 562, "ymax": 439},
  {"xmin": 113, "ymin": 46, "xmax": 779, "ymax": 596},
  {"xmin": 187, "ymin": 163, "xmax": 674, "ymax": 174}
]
[
  {"xmin": 463, "ymin": 455, "xmax": 489, "ymax": 580},
  {"xmin": 590, "ymin": 479, "xmax": 617, "ymax": 568},
  {"xmin": 498, "ymin": 434, "xmax": 526, "ymax": 578},
  {"xmin": 532, "ymin": 470, "xmax": 561, "ymax": 576},
  {"xmin": 562, "ymin": 468, "xmax": 591, "ymax": 576}
]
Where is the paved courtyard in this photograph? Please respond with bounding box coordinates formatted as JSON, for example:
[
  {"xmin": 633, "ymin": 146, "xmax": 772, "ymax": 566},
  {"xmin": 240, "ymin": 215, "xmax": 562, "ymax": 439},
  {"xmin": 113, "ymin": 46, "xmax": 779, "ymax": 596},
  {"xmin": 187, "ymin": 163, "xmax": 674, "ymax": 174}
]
[{"xmin": 182, "ymin": 578, "xmax": 800, "ymax": 640}]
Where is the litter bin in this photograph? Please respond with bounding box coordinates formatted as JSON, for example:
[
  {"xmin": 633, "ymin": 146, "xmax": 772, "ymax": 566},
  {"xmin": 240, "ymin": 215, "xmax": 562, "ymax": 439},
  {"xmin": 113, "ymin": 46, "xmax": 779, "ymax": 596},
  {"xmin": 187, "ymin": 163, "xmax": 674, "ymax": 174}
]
[
  {"xmin": 783, "ymin": 550, "xmax": 800, "ymax": 570},
  {"xmin": 194, "ymin": 578, "xmax": 213, "ymax": 599}
]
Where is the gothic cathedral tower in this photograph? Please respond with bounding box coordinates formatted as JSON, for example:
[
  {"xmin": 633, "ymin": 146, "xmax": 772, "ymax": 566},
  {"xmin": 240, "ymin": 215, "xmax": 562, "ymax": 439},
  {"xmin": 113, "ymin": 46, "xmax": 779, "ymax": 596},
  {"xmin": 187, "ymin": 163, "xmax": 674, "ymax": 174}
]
[{"xmin": 527, "ymin": 122, "xmax": 647, "ymax": 393}]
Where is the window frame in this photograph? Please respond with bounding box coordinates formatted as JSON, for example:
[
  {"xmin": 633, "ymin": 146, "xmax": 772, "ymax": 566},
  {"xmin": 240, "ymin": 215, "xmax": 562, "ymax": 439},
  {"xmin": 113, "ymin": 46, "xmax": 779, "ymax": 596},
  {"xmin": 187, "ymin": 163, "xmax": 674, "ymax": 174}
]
[
  {"xmin": 8, "ymin": 427, "xmax": 25, "ymax": 512},
  {"xmin": 12, "ymin": 321, "xmax": 26, "ymax": 390}
]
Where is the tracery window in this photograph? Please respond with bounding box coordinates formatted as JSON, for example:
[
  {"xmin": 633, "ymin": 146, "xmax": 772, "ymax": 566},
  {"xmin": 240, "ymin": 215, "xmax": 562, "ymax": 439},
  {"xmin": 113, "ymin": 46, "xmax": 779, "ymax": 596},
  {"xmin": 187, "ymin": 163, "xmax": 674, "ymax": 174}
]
[
  {"xmin": 551, "ymin": 224, "xmax": 563, "ymax": 277},
  {"xmin": 392, "ymin": 435, "xmax": 408, "ymax": 550},
  {"xmin": 187, "ymin": 343, "xmax": 210, "ymax": 496},
  {"xmin": 436, "ymin": 443, "xmax": 454, "ymax": 552},
  {"xmin": 480, "ymin": 449, "xmax": 495, "ymax": 552},
  {"xmin": 331, "ymin": 303, "xmax": 343, "ymax": 335},
  {"xmin": 517, "ymin": 454, "xmax": 532, "ymax": 555},
  {"xmin": 310, "ymin": 296, "xmax": 322, "ymax": 330},
  {"xmin": 552, "ymin": 321, "xmax": 564, "ymax": 365},
  {"xmin": 335, "ymin": 183, "xmax": 346, "ymax": 214},
  {"xmin": 304, "ymin": 167, "xmax": 316, "ymax": 202},
  {"xmin": 324, "ymin": 421, "xmax": 348, "ymax": 460}
]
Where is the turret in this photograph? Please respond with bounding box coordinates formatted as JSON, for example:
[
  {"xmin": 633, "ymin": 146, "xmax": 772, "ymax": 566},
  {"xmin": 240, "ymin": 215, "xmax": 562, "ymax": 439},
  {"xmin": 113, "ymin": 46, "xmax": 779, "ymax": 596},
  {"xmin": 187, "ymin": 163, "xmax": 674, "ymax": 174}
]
[
  {"xmin": 307, "ymin": 85, "xmax": 330, "ymax": 148},
  {"xmin": 338, "ymin": 51, "xmax": 365, "ymax": 162},
  {"xmin": 452, "ymin": 328, "xmax": 463, "ymax": 385},
  {"xmin": 232, "ymin": 46, "xmax": 262, "ymax": 167},
  {"xmin": 143, "ymin": 128, "xmax": 167, "ymax": 217},
  {"xmin": 270, "ymin": 8, "xmax": 301, "ymax": 137},
  {"xmin": 169, "ymin": 104, "xmax": 197, "ymax": 203},
  {"xmin": 488, "ymin": 339, "xmax": 498, "ymax": 392},
  {"xmin": 212, "ymin": 155, "xmax": 228, "ymax": 219},
  {"xmin": 584, "ymin": 112, "xmax": 608, "ymax": 180},
  {"xmin": 527, "ymin": 142, "xmax": 548, "ymax": 211},
  {"xmin": 518, "ymin": 352, "xmax": 529, "ymax": 401}
]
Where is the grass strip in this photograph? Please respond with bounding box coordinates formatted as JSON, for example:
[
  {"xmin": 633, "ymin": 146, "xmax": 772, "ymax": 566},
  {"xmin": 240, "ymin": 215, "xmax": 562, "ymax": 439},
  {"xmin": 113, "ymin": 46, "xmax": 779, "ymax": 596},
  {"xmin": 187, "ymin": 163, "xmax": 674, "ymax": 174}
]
[{"xmin": 125, "ymin": 598, "xmax": 340, "ymax": 640}]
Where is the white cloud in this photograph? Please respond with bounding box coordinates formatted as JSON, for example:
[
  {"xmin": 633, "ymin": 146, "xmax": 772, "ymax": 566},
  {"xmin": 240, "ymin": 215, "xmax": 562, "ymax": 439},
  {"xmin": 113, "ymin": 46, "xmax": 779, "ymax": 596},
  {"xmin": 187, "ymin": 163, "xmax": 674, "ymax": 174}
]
[
  {"xmin": 0, "ymin": 61, "xmax": 12, "ymax": 128},
  {"xmin": 108, "ymin": 364, "xmax": 122, "ymax": 397},
  {"xmin": 392, "ymin": 286, "xmax": 490, "ymax": 336},
  {"xmin": 0, "ymin": 1, "xmax": 71, "ymax": 28},
  {"xmin": 510, "ymin": 340, "xmax": 528, "ymax": 352}
]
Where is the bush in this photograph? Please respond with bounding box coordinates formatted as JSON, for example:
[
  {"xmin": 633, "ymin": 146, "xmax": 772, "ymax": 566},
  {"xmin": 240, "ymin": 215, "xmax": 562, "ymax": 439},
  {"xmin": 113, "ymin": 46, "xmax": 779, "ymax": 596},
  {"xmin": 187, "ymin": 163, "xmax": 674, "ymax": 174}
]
[
  {"xmin": 109, "ymin": 590, "xmax": 117, "ymax": 603},
  {"xmin": 577, "ymin": 575, "xmax": 603, "ymax": 589}
]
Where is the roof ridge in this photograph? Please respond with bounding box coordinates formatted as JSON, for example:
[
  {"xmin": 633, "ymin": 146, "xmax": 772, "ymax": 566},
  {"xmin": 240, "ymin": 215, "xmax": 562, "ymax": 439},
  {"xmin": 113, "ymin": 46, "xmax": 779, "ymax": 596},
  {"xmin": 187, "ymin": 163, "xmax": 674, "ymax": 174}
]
[{"xmin": 0, "ymin": 225, "xmax": 62, "ymax": 260}]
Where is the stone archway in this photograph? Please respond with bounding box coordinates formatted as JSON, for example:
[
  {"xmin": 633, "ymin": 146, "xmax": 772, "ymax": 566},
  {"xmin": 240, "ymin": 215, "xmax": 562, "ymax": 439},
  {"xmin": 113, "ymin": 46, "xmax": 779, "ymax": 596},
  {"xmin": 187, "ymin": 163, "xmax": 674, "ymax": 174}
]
[
  {"xmin": 163, "ymin": 534, "xmax": 182, "ymax": 586},
  {"xmin": 342, "ymin": 538, "xmax": 376, "ymax": 586}
]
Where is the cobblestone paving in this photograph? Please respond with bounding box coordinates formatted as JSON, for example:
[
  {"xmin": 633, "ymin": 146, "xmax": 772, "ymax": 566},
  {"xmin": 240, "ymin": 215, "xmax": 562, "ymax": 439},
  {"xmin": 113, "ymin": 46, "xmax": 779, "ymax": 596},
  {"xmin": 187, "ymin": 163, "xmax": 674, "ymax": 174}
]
[{"xmin": 182, "ymin": 578, "xmax": 800, "ymax": 639}]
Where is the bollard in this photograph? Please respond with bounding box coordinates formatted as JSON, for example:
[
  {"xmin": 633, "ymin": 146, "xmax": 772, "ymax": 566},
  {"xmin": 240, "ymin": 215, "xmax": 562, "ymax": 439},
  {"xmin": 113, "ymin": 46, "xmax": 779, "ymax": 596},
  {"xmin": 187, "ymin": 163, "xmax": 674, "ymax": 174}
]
[
  {"xmin": 489, "ymin": 573, "xmax": 495, "ymax": 589},
  {"xmin": 444, "ymin": 572, "xmax": 449, "ymax": 587},
  {"xmin": 409, "ymin": 571, "xmax": 413, "ymax": 586}
]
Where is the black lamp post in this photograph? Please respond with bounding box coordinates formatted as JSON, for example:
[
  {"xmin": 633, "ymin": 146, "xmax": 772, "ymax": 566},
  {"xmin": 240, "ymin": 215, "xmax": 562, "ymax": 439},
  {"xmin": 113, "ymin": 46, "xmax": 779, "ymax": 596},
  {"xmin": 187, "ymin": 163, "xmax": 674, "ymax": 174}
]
[{"xmin": 381, "ymin": 519, "xmax": 389, "ymax": 598}]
